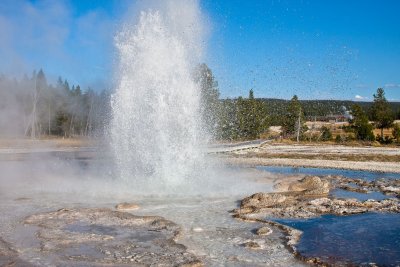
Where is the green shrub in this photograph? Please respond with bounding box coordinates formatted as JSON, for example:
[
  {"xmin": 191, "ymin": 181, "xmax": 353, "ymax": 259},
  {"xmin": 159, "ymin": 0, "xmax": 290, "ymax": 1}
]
[
  {"xmin": 392, "ymin": 123, "xmax": 400, "ymax": 143},
  {"xmin": 335, "ymin": 135, "xmax": 343, "ymax": 143},
  {"xmin": 320, "ymin": 126, "xmax": 332, "ymax": 141},
  {"xmin": 376, "ymin": 135, "xmax": 393, "ymax": 144}
]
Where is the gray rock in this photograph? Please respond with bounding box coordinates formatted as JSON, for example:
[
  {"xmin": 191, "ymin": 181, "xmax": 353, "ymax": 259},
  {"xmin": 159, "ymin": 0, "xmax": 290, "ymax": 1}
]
[{"xmin": 24, "ymin": 208, "xmax": 201, "ymax": 266}]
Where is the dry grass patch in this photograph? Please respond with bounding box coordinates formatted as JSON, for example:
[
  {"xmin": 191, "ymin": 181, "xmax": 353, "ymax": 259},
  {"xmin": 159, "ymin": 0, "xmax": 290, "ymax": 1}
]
[{"xmin": 247, "ymin": 152, "xmax": 400, "ymax": 162}]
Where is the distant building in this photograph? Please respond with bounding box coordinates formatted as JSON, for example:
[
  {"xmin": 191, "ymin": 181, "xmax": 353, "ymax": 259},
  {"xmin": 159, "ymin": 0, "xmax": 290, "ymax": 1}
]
[
  {"xmin": 307, "ymin": 115, "xmax": 348, "ymax": 123},
  {"xmin": 307, "ymin": 106, "xmax": 352, "ymax": 123}
]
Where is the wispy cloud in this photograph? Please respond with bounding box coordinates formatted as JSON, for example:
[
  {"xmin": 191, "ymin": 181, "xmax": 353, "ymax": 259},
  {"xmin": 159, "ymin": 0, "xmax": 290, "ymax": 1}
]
[
  {"xmin": 384, "ymin": 83, "xmax": 400, "ymax": 89},
  {"xmin": 0, "ymin": 0, "xmax": 115, "ymax": 87},
  {"xmin": 354, "ymin": 95, "xmax": 368, "ymax": 100}
]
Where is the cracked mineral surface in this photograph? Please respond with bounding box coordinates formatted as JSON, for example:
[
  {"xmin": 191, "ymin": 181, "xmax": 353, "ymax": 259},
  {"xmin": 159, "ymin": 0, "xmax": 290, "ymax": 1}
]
[
  {"xmin": 0, "ymin": 197, "xmax": 306, "ymax": 267},
  {"xmin": 22, "ymin": 208, "xmax": 201, "ymax": 266}
]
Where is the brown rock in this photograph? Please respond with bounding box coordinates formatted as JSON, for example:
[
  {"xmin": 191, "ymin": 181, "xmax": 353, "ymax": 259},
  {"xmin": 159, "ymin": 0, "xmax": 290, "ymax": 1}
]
[
  {"xmin": 243, "ymin": 241, "xmax": 261, "ymax": 249},
  {"xmin": 181, "ymin": 260, "xmax": 203, "ymax": 267},
  {"xmin": 234, "ymin": 175, "xmax": 399, "ymax": 220},
  {"xmin": 241, "ymin": 192, "xmax": 287, "ymax": 208},
  {"xmin": 115, "ymin": 202, "xmax": 140, "ymax": 211},
  {"xmin": 256, "ymin": 226, "xmax": 272, "ymax": 236},
  {"xmin": 293, "ymin": 176, "xmax": 330, "ymax": 195}
]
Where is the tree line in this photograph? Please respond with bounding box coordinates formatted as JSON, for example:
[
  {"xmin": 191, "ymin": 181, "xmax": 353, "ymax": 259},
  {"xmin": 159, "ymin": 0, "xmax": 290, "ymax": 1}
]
[
  {"xmin": 0, "ymin": 69, "xmax": 110, "ymax": 138},
  {"xmin": 349, "ymin": 88, "xmax": 399, "ymax": 143},
  {"xmin": 197, "ymin": 64, "xmax": 400, "ymax": 143},
  {"xmin": 1, "ymin": 65, "xmax": 399, "ymax": 143}
]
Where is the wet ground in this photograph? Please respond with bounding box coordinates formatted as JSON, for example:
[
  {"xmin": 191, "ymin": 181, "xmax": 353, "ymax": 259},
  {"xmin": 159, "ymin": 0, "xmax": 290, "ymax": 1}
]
[
  {"xmin": 0, "ymin": 194, "xmax": 306, "ymax": 266},
  {"xmin": 0, "ymin": 149, "xmax": 305, "ymax": 266},
  {"xmin": 1, "ymin": 147, "xmax": 399, "ymax": 266}
]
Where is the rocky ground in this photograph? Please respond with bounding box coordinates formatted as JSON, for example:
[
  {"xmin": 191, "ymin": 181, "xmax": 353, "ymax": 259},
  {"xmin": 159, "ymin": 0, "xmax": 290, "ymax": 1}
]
[
  {"xmin": 231, "ymin": 174, "xmax": 400, "ymax": 265},
  {"xmin": 234, "ymin": 176, "xmax": 399, "ymax": 218},
  {"xmin": 0, "ymin": 196, "xmax": 306, "ymax": 267},
  {"xmin": 22, "ymin": 208, "xmax": 201, "ymax": 266},
  {"xmin": 2, "ymin": 208, "xmax": 202, "ymax": 267},
  {"xmin": 1, "ymin": 141, "xmax": 399, "ymax": 266}
]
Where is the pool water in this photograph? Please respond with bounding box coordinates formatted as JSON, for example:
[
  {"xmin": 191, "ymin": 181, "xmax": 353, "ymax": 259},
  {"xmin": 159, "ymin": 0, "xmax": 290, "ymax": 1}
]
[
  {"xmin": 275, "ymin": 213, "xmax": 400, "ymax": 266},
  {"xmin": 257, "ymin": 166, "xmax": 400, "ymax": 181},
  {"xmin": 258, "ymin": 166, "xmax": 400, "ymax": 266},
  {"xmin": 331, "ymin": 188, "xmax": 393, "ymax": 201}
]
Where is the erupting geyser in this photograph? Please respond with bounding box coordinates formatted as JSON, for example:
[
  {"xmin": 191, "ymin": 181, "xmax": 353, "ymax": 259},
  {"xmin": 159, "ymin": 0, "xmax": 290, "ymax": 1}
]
[{"xmin": 111, "ymin": 1, "xmax": 209, "ymax": 193}]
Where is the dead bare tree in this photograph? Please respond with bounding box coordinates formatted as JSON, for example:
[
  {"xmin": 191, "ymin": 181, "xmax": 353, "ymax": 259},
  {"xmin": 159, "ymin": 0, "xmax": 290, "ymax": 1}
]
[{"xmin": 25, "ymin": 75, "xmax": 40, "ymax": 139}]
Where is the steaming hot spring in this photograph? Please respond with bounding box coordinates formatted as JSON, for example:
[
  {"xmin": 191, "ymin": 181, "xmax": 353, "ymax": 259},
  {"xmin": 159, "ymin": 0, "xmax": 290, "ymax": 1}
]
[
  {"xmin": 1, "ymin": 1, "xmax": 399, "ymax": 267},
  {"xmin": 0, "ymin": 2, "xmax": 302, "ymax": 266}
]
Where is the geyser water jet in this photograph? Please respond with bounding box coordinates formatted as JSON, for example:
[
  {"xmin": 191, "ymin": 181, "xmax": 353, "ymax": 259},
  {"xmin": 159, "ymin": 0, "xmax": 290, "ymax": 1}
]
[{"xmin": 111, "ymin": 1, "xmax": 209, "ymax": 193}]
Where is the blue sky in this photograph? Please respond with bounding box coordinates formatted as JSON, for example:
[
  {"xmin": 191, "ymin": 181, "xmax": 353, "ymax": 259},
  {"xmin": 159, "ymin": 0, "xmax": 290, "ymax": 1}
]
[{"xmin": 0, "ymin": 0, "xmax": 399, "ymax": 101}]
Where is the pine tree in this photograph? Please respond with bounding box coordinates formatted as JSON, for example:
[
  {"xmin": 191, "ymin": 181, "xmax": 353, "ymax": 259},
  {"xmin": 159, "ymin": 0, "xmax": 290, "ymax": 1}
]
[
  {"xmin": 57, "ymin": 76, "xmax": 63, "ymax": 88},
  {"xmin": 75, "ymin": 85, "xmax": 82, "ymax": 96},
  {"xmin": 218, "ymin": 99, "xmax": 239, "ymax": 140},
  {"xmin": 194, "ymin": 63, "xmax": 220, "ymax": 138},
  {"xmin": 36, "ymin": 69, "xmax": 47, "ymax": 90},
  {"xmin": 249, "ymin": 88, "xmax": 254, "ymax": 99},
  {"xmin": 370, "ymin": 88, "xmax": 393, "ymax": 139},
  {"xmin": 351, "ymin": 104, "xmax": 375, "ymax": 141},
  {"xmin": 235, "ymin": 90, "xmax": 268, "ymax": 139},
  {"xmin": 320, "ymin": 126, "xmax": 332, "ymax": 141},
  {"xmin": 392, "ymin": 123, "xmax": 400, "ymax": 143},
  {"xmin": 282, "ymin": 95, "xmax": 306, "ymax": 140},
  {"xmin": 63, "ymin": 80, "xmax": 70, "ymax": 93}
]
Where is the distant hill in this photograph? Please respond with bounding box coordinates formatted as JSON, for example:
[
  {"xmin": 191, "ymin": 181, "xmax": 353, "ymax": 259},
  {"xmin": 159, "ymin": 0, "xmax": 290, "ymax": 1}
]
[{"xmin": 255, "ymin": 98, "xmax": 400, "ymax": 125}]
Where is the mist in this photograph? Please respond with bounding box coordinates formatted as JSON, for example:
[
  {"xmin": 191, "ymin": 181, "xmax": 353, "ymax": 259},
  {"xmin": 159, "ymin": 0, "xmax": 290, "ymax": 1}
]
[{"xmin": 0, "ymin": 71, "xmax": 110, "ymax": 138}]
